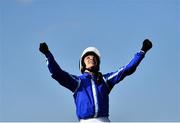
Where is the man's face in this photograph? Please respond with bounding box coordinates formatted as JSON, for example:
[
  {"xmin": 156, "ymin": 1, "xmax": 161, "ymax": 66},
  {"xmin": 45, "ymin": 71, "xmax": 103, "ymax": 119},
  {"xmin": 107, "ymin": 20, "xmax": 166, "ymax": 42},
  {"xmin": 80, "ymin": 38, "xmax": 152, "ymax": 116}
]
[{"xmin": 84, "ymin": 54, "xmax": 98, "ymax": 69}]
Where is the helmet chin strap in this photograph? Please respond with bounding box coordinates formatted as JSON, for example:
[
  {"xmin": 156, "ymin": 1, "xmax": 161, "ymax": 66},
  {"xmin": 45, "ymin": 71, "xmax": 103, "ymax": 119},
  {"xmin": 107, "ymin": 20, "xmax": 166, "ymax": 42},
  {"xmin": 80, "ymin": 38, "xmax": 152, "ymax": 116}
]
[{"xmin": 85, "ymin": 66, "xmax": 99, "ymax": 73}]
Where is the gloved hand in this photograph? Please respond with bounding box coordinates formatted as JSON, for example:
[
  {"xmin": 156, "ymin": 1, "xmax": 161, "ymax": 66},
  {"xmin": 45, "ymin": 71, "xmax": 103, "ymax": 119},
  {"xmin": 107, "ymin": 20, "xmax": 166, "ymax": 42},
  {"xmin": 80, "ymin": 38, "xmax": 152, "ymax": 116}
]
[
  {"xmin": 141, "ymin": 39, "xmax": 152, "ymax": 53},
  {"xmin": 39, "ymin": 42, "xmax": 50, "ymax": 55}
]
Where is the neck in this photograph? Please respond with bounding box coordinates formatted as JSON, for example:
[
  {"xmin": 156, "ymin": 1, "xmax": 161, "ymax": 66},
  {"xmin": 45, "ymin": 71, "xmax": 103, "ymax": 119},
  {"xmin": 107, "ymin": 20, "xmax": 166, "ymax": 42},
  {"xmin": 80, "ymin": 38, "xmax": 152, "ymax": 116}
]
[
  {"xmin": 84, "ymin": 70, "xmax": 95, "ymax": 76},
  {"xmin": 84, "ymin": 66, "xmax": 99, "ymax": 75}
]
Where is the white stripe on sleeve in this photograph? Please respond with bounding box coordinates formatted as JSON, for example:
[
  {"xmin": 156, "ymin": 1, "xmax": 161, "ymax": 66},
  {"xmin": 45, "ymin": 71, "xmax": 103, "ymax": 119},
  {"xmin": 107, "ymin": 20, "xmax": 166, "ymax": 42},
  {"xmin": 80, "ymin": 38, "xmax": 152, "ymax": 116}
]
[{"xmin": 107, "ymin": 67, "xmax": 124, "ymax": 81}]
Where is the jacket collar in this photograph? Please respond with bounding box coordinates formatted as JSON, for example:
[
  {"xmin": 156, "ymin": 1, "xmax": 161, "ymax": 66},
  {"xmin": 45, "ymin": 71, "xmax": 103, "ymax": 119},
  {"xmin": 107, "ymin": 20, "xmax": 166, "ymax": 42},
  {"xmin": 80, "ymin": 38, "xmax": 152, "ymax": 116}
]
[
  {"xmin": 83, "ymin": 72, "xmax": 97, "ymax": 80},
  {"xmin": 83, "ymin": 72, "xmax": 92, "ymax": 78}
]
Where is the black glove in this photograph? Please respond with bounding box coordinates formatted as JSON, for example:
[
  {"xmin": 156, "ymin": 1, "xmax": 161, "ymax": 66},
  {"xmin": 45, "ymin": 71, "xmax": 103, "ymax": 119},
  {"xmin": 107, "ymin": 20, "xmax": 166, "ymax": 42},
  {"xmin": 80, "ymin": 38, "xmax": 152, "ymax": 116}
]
[
  {"xmin": 141, "ymin": 39, "xmax": 152, "ymax": 53},
  {"xmin": 39, "ymin": 42, "xmax": 50, "ymax": 55}
]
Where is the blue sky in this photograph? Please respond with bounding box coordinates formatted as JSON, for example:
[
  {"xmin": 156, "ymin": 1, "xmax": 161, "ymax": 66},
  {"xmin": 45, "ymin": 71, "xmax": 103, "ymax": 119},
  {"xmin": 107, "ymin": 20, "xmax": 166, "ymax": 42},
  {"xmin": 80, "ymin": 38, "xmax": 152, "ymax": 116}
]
[{"xmin": 0, "ymin": 0, "xmax": 180, "ymax": 122}]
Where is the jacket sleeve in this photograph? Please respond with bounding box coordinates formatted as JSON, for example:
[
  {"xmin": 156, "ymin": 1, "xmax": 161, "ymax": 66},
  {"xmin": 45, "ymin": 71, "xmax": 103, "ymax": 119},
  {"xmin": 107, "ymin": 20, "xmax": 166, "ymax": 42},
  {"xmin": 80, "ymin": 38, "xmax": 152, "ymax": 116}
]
[
  {"xmin": 45, "ymin": 52, "xmax": 80, "ymax": 93},
  {"xmin": 104, "ymin": 51, "xmax": 145, "ymax": 89}
]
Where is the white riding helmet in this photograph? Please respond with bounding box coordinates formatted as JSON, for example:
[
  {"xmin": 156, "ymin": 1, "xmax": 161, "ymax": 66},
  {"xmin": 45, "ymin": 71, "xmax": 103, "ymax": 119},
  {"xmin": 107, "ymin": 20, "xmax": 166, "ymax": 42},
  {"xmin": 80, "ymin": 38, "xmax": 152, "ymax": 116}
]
[{"xmin": 80, "ymin": 47, "xmax": 101, "ymax": 73}]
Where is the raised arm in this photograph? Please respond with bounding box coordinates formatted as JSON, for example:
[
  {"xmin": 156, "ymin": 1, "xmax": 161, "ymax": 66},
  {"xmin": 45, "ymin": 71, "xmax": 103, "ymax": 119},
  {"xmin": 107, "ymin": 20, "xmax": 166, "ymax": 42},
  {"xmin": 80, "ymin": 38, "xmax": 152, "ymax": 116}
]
[
  {"xmin": 104, "ymin": 39, "xmax": 152, "ymax": 89},
  {"xmin": 123, "ymin": 39, "xmax": 153, "ymax": 75},
  {"xmin": 39, "ymin": 42, "xmax": 80, "ymax": 93}
]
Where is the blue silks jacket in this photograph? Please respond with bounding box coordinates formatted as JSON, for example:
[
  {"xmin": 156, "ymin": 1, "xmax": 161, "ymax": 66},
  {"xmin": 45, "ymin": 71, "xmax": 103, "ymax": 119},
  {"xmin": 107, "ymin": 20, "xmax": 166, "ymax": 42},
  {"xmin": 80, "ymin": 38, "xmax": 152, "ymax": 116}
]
[{"xmin": 45, "ymin": 51, "xmax": 145, "ymax": 120}]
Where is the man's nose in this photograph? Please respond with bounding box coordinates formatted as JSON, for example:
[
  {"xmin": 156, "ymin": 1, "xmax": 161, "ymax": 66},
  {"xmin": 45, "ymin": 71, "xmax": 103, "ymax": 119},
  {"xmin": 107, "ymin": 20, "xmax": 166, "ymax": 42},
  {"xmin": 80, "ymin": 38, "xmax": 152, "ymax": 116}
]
[{"xmin": 90, "ymin": 56, "xmax": 95, "ymax": 60}]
